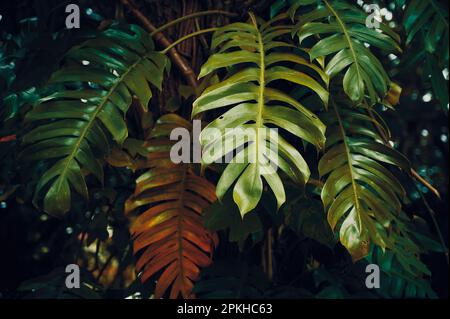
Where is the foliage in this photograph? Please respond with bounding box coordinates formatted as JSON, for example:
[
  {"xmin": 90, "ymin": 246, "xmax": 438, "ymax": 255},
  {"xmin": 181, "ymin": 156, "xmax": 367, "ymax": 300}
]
[
  {"xmin": 193, "ymin": 13, "xmax": 328, "ymax": 216},
  {"xmin": 125, "ymin": 114, "xmax": 217, "ymax": 298},
  {"xmin": 0, "ymin": 0, "xmax": 448, "ymax": 299},
  {"xmin": 292, "ymin": 0, "xmax": 401, "ymax": 104},
  {"xmin": 319, "ymin": 98, "xmax": 410, "ymax": 260},
  {"xmin": 403, "ymin": 0, "xmax": 449, "ymax": 111},
  {"xmin": 21, "ymin": 23, "xmax": 169, "ymax": 216}
]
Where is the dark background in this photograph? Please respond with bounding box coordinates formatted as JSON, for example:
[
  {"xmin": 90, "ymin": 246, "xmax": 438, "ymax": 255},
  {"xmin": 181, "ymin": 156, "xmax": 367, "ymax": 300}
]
[{"xmin": 0, "ymin": 0, "xmax": 448, "ymax": 298}]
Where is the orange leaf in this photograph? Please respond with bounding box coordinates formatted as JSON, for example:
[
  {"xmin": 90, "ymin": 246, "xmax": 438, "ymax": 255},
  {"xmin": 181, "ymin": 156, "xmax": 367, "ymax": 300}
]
[{"xmin": 125, "ymin": 114, "xmax": 217, "ymax": 299}]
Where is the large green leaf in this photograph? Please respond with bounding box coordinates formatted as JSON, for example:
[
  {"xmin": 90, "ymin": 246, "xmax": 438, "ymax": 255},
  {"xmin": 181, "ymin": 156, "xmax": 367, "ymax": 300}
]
[
  {"xmin": 319, "ymin": 99, "xmax": 410, "ymax": 260},
  {"xmin": 193, "ymin": 13, "xmax": 328, "ymax": 216},
  {"xmin": 292, "ymin": 0, "xmax": 401, "ymax": 104},
  {"xmin": 21, "ymin": 24, "xmax": 169, "ymax": 216}
]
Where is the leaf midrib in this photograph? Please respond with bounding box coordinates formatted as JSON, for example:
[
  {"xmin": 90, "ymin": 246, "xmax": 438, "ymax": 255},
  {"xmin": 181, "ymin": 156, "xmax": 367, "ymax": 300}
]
[
  {"xmin": 250, "ymin": 13, "xmax": 265, "ymax": 179},
  {"xmin": 176, "ymin": 165, "xmax": 188, "ymax": 295},
  {"xmin": 331, "ymin": 100, "xmax": 363, "ymax": 231},
  {"xmin": 324, "ymin": 0, "xmax": 363, "ymax": 88}
]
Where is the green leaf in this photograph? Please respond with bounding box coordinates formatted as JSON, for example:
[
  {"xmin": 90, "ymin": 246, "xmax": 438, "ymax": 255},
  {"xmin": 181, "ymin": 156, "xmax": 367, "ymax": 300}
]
[
  {"xmin": 204, "ymin": 191, "xmax": 263, "ymax": 248},
  {"xmin": 365, "ymin": 223, "xmax": 437, "ymax": 299},
  {"xmin": 193, "ymin": 13, "xmax": 328, "ymax": 217},
  {"xmin": 21, "ymin": 23, "xmax": 168, "ymax": 216},
  {"xmin": 319, "ymin": 99, "xmax": 410, "ymax": 260},
  {"xmin": 284, "ymin": 197, "xmax": 336, "ymax": 248},
  {"xmin": 425, "ymin": 53, "xmax": 449, "ymax": 112},
  {"xmin": 404, "ymin": 0, "xmax": 448, "ymax": 55},
  {"xmin": 293, "ymin": 0, "xmax": 400, "ymax": 104}
]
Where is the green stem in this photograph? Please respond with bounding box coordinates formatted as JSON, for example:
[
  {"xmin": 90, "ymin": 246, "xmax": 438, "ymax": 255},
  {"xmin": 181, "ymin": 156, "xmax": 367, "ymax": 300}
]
[
  {"xmin": 150, "ymin": 10, "xmax": 236, "ymax": 36},
  {"xmin": 161, "ymin": 28, "xmax": 218, "ymax": 54},
  {"xmin": 415, "ymin": 182, "xmax": 449, "ymax": 265}
]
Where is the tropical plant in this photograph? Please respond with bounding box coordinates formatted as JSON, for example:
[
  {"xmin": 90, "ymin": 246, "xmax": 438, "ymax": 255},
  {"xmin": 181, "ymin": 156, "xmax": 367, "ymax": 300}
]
[
  {"xmin": 292, "ymin": 0, "xmax": 401, "ymax": 104},
  {"xmin": 319, "ymin": 98, "xmax": 410, "ymax": 260},
  {"xmin": 125, "ymin": 114, "xmax": 218, "ymax": 298},
  {"xmin": 403, "ymin": 0, "xmax": 449, "ymax": 111},
  {"xmin": 193, "ymin": 13, "xmax": 329, "ymax": 216},
  {"xmin": 21, "ymin": 23, "xmax": 169, "ymax": 216},
  {"xmin": 0, "ymin": 0, "xmax": 448, "ymax": 299}
]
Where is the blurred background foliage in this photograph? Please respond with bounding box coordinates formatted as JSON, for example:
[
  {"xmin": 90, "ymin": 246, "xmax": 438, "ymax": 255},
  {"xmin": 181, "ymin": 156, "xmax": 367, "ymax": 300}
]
[{"xmin": 0, "ymin": 0, "xmax": 448, "ymax": 299}]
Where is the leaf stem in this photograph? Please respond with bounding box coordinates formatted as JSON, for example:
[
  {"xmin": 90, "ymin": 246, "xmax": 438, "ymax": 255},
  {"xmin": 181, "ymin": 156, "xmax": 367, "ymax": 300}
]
[
  {"xmin": 366, "ymin": 107, "xmax": 441, "ymax": 199},
  {"xmin": 150, "ymin": 10, "xmax": 237, "ymax": 36},
  {"xmin": 414, "ymin": 183, "xmax": 449, "ymax": 265},
  {"xmin": 161, "ymin": 28, "xmax": 218, "ymax": 54},
  {"xmin": 267, "ymin": 229, "xmax": 273, "ymax": 281},
  {"xmin": 365, "ymin": 106, "xmax": 447, "ymax": 263},
  {"xmin": 411, "ymin": 169, "xmax": 441, "ymax": 200}
]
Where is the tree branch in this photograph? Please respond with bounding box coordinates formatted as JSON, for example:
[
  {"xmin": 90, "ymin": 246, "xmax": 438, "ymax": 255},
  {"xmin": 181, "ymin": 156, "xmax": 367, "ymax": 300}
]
[{"xmin": 120, "ymin": 0, "xmax": 198, "ymax": 88}]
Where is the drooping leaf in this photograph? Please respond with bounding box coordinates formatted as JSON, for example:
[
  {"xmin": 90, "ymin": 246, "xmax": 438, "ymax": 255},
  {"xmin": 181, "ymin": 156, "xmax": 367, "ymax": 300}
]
[
  {"xmin": 293, "ymin": 0, "xmax": 401, "ymax": 104},
  {"xmin": 21, "ymin": 23, "xmax": 169, "ymax": 216},
  {"xmin": 193, "ymin": 13, "xmax": 328, "ymax": 217},
  {"xmin": 319, "ymin": 99, "xmax": 410, "ymax": 260},
  {"xmin": 125, "ymin": 114, "xmax": 218, "ymax": 299}
]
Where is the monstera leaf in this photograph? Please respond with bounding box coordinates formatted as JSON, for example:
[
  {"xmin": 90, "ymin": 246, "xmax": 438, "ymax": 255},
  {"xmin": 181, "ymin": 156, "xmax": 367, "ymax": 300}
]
[
  {"xmin": 193, "ymin": 13, "xmax": 329, "ymax": 216},
  {"xmin": 21, "ymin": 24, "xmax": 169, "ymax": 216},
  {"xmin": 292, "ymin": 0, "xmax": 401, "ymax": 104},
  {"xmin": 125, "ymin": 114, "xmax": 218, "ymax": 299},
  {"xmin": 318, "ymin": 99, "xmax": 410, "ymax": 260}
]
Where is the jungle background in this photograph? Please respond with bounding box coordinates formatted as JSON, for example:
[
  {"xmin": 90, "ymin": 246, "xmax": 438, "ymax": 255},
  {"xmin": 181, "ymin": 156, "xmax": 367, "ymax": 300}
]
[{"xmin": 0, "ymin": 0, "xmax": 448, "ymax": 299}]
